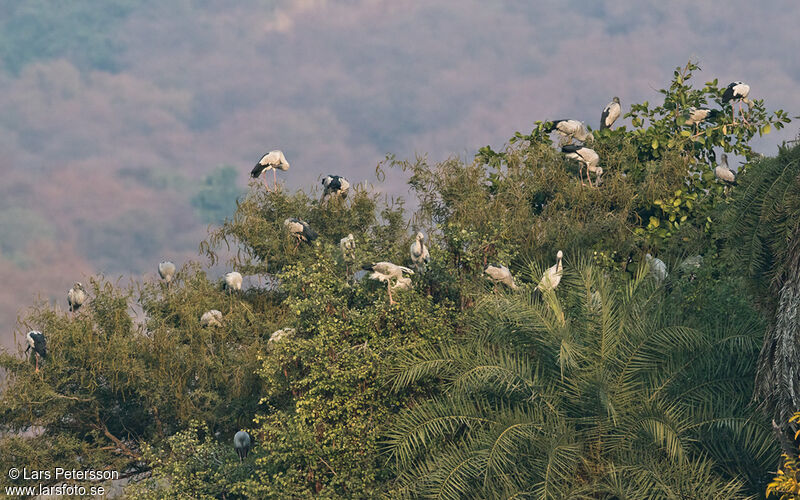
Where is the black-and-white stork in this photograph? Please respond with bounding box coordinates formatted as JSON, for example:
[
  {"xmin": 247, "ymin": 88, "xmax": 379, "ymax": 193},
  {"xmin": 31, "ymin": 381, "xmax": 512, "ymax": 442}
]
[
  {"xmin": 600, "ymin": 97, "xmax": 621, "ymax": 129},
  {"xmin": 684, "ymin": 107, "xmax": 718, "ymax": 135},
  {"xmin": 321, "ymin": 175, "xmax": 350, "ymax": 203},
  {"xmin": 234, "ymin": 431, "xmax": 251, "ymax": 462},
  {"xmin": 410, "ymin": 232, "xmax": 430, "ymax": 273},
  {"xmin": 537, "ymin": 251, "xmax": 563, "ymax": 293},
  {"xmin": 484, "ymin": 265, "xmax": 517, "ymax": 291},
  {"xmin": 562, "ymin": 145, "xmax": 602, "ymax": 187},
  {"xmin": 158, "ymin": 261, "xmax": 176, "ymax": 285},
  {"xmin": 25, "ymin": 330, "xmax": 47, "ymax": 372},
  {"xmin": 362, "ymin": 262, "xmax": 414, "ymax": 304},
  {"xmin": 251, "ymin": 150, "xmax": 290, "ymax": 191},
  {"xmin": 284, "ymin": 218, "xmax": 318, "ymax": 248},
  {"xmin": 722, "ymin": 82, "xmax": 750, "ymax": 124},
  {"xmin": 715, "ymin": 153, "xmax": 737, "ymax": 186},
  {"xmin": 67, "ymin": 282, "xmax": 87, "ymax": 314},
  {"xmin": 545, "ymin": 119, "xmax": 594, "ymax": 145}
]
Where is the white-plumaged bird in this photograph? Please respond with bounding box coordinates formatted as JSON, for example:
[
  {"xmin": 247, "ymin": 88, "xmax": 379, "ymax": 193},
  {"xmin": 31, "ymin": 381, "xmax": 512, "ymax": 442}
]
[
  {"xmin": 600, "ymin": 96, "xmax": 621, "ymax": 129},
  {"xmin": 321, "ymin": 175, "xmax": 350, "ymax": 202},
  {"xmin": 562, "ymin": 145, "xmax": 602, "ymax": 187},
  {"xmin": 67, "ymin": 282, "xmax": 87, "ymax": 313},
  {"xmin": 224, "ymin": 272, "xmax": 243, "ymax": 291},
  {"xmin": 234, "ymin": 431, "xmax": 251, "ymax": 462},
  {"xmin": 340, "ymin": 234, "xmax": 356, "ymax": 260},
  {"xmin": 200, "ymin": 310, "xmax": 223, "ymax": 328},
  {"xmin": 546, "ymin": 119, "xmax": 594, "ymax": 144},
  {"xmin": 410, "ymin": 232, "xmax": 431, "ymax": 273},
  {"xmin": 251, "ymin": 150, "xmax": 290, "ymax": 191},
  {"xmin": 645, "ymin": 253, "xmax": 668, "ymax": 283},
  {"xmin": 684, "ymin": 107, "xmax": 718, "ymax": 134},
  {"xmin": 284, "ymin": 218, "xmax": 318, "ymax": 247},
  {"xmin": 362, "ymin": 262, "xmax": 414, "ymax": 304},
  {"xmin": 537, "ymin": 250, "xmax": 564, "ymax": 292},
  {"xmin": 722, "ymin": 81, "xmax": 751, "ymax": 123},
  {"xmin": 392, "ymin": 276, "xmax": 413, "ymax": 291},
  {"xmin": 25, "ymin": 330, "xmax": 47, "ymax": 372},
  {"xmin": 158, "ymin": 261, "xmax": 176, "ymax": 284},
  {"xmin": 715, "ymin": 153, "xmax": 737, "ymax": 185},
  {"xmin": 268, "ymin": 327, "xmax": 295, "ymax": 346},
  {"xmin": 484, "ymin": 265, "xmax": 517, "ymax": 290}
]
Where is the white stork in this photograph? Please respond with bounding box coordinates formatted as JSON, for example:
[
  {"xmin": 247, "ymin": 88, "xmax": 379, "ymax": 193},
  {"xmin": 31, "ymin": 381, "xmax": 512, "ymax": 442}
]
[
  {"xmin": 562, "ymin": 145, "xmax": 602, "ymax": 187},
  {"xmin": 251, "ymin": 150, "xmax": 290, "ymax": 191},
  {"xmin": 284, "ymin": 218, "xmax": 318, "ymax": 247},
  {"xmin": 200, "ymin": 310, "xmax": 223, "ymax": 328},
  {"xmin": 645, "ymin": 253, "xmax": 668, "ymax": 283},
  {"xmin": 722, "ymin": 82, "xmax": 750, "ymax": 124},
  {"xmin": 715, "ymin": 153, "xmax": 737, "ymax": 186},
  {"xmin": 600, "ymin": 97, "xmax": 621, "ymax": 129},
  {"xmin": 484, "ymin": 265, "xmax": 517, "ymax": 291},
  {"xmin": 546, "ymin": 119, "xmax": 594, "ymax": 145},
  {"xmin": 234, "ymin": 431, "xmax": 251, "ymax": 462},
  {"xmin": 158, "ymin": 261, "xmax": 176, "ymax": 285},
  {"xmin": 67, "ymin": 282, "xmax": 87, "ymax": 313},
  {"xmin": 410, "ymin": 232, "xmax": 431, "ymax": 273},
  {"xmin": 362, "ymin": 262, "xmax": 414, "ymax": 304},
  {"xmin": 321, "ymin": 175, "xmax": 350, "ymax": 202},
  {"xmin": 25, "ymin": 330, "xmax": 47, "ymax": 372},
  {"xmin": 537, "ymin": 250, "xmax": 564, "ymax": 293}
]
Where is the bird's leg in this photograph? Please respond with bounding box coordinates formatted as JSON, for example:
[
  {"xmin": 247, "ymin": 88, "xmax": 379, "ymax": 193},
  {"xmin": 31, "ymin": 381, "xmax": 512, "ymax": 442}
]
[
  {"xmin": 263, "ymin": 173, "xmax": 272, "ymax": 192},
  {"xmin": 35, "ymin": 355, "xmax": 39, "ymax": 373},
  {"xmin": 387, "ymin": 281, "xmax": 395, "ymax": 305},
  {"xmin": 587, "ymin": 168, "xmax": 595, "ymax": 188},
  {"xmin": 578, "ymin": 166, "xmax": 586, "ymax": 186},
  {"xmin": 273, "ymin": 169, "xmax": 278, "ymax": 190}
]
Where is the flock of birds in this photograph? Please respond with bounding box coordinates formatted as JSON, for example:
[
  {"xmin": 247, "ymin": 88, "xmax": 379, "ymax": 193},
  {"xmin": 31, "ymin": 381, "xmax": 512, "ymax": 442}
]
[
  {"xmin": 543, "ymin": 81, "xmax": 750, "ymax": 187},
  {"xmin": 19, "ymin": 81, "xmax": 747, "ymax": 461}
]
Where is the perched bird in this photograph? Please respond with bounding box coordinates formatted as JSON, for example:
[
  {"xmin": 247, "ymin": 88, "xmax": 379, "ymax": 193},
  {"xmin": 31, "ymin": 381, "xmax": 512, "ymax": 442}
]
[
  {"xmin": 683, "ymin": 107, "xmax": 717, "ymax": 134},
  {"xmin": 562, "ymin": 145, "xmax": 602, "ymax": 187},
  {"xmin": 546, "ymin": 119, "xmax": 594, "ymax": 144},
  {"xmin": 484, "ymin": 265, "xmax": 517, "ymax": 290},
  {"xmin": 268, "ymin": 327, "xmax": 295, "ymax": 346},
  {"xmin": 362, "ymin": 262, "xmax": 414, "ymax": 304},
  {"xmin": 158, "ymin": 261, "xmax": 176, "ymax": 284},
  {"xmin": 537, "ymin": 250, "xmax": 564, "ymax": 293},
  {"xmin": 67, "ymin": 282, "xmax": 87, "ymax": 313},
  {"xmin": 251, "ymin": 150, "xmax": 290, "ymax": 191},
  {"xmin": 340, "ymin": 234, "xmax": 356, "ymax": 261},
  {"xmin": 600, "ymin": 96, "xmax": 621, "ymax": 129},
  {"xmin": 25, "ymin": 330, "xmax": 47, "ymax": 372},
  {"xmin": 321, "ymin": 175, "xmax": 350, "ymax": 202},
  {"xmin": 392, "ymin": 276, "xmax": 413, "ymax": 291},
  {"xmin": 722, "ymin": 81, "xmax": 751, "ymax": 123},
  {"xmin": 715, "ymin": 153, "xmax": 737, "ymax": 185},
  {"xmin": 200, "ymin": 310, "xmax": 223, "ymax": 328},
  {"xmin": 645, "ymin": 253, "xmax": 668, "ymax": 283},
  {"xmin": 234, "ymin": 431, "xmax": 251, "ymax": 462},
  {"xmin": 224, "ymin": 272, "xmax": 243, "ymax": 291},
  {"xmin": 410, "ymin": 232, "xmax": 431, "ymax": 273},
  {"xmin": 284, "ymin": 218, "xmax": 318, "ymax": 247}
]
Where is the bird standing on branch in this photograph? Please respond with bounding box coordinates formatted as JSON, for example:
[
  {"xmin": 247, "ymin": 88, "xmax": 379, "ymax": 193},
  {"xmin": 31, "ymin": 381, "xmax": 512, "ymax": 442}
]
[
  {"xmin": 545, "ymin": 119, "xmax": 594, "ymax": 145},
  {"xmin": 284, "ymin": 218, "xmax": 318, "ymax": 248},
  {"xmin": 67, "ymin": 282, "xmax": 87, "ymax": 314},
  {"xmin": 537, "ymin": 250, "xmax": 564, "ymax": 293},
  {"xmin": 715, "ymin": 153, "xmax": 738, "ymax": 187},
  {"xmin": 25, "ymin": 330, "xmax": 47, "ymax": 373},
  {"xmin": 410, "ymin": 232, "xmax": 430, "ymax": 273},
  {"xmin": 251, "ymin": 150, "xmax": 290, "ymax": 191},
  {"xmin": 362, "ymin": 262, "xmax": 414, "ymax": 305},
  {"xmin": 722, "ymin": 81, "xmax": 751, "ymax": 124},
  {"xmin": 234, "ymin": 431, "xmax": 251, "ymax": 462},
  {"xmin": 562, "ymin": 145, "xmax": 602, "ymax": 187},
  {"xmin": 484, "ymin": 265, "xmax": 517, "ymax": 291},
  {"xmin": 158, "ymin": 261, "xmax": 176, "ymax": 286},
  {"xmin": 321, "ymin": 175, "xmax": 350, "ymax": 203},
  {"xmin": 600, "ymin": 96, "xmax": 621, "ymax": 129}
]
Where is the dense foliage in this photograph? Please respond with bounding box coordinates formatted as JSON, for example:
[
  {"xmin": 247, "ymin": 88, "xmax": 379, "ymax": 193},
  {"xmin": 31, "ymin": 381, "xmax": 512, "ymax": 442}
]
[{"xmin": 0, "ymin": 61, "xmax": 797, "ymax": 498}]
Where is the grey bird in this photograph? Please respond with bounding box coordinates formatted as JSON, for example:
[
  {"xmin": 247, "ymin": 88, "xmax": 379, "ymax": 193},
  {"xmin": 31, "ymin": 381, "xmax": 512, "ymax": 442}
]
[
  {"xmin": 67, "ymin": 282, "xmax": 87, "ymax": 313},
  {"xmin": 600, "ymin": 96, "xmax": 621, "ymax": 129},
  {"xmin": 200, "ymin": 310, "xmax": 223, "ymax": 328},
  {"xmin": 25, "ymin": 330, "xmax": 47, "ymax": 372},
  {"xmin": 484, "ymin": 265, "xmax": 517, "ymax": 291},
  {"xmin": 410, "ymin": 232, "xmax": 431, "ymax": 273},
  {"xmin": 537, "ymin": 250, "xmax": 564, "ymax": 292},
  {"xmin": 284, "ymin": 218, "xmax": 318, "ymax": 247},
  {"xmin": 158, "ymin": 261, "xmax": 176, "ymax": 284},
  {"xmin": 546, "ymin": 119, "xmax": 594, "ymax": 145},
  {"xmin": 645, "ymin": 253, "xmax": 668, "ymax": 283},
  {"xmin": 340, "ymin": 234, "xmax": 356, "ymax": 260},
  {"xmin": 362, "ymin": 262, "xmax": 414, "ymax": 304},
  {"xmin": 321, "ymin": 175, "xmax": 351, "ymax": 203},
  {"xmin": 562, "ymin": 145, "xmax": 602, "ymax": 187},
  {"xmin": 251, "ymin": 150, "xmax": 290, "ymax": 191},
  {"xmin": 715, "ymin": 153, "xmax": 737, "ymax": 185},
  {"xmin": 234, "ymin": 430, "xmax": 251, "ymax": 462}
]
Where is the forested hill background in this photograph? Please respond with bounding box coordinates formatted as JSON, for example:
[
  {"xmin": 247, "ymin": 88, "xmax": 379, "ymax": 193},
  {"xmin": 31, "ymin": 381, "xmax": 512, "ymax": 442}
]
[{"xmin": 2, "ymin": 0, "xmax": 800, "ymax": 346}]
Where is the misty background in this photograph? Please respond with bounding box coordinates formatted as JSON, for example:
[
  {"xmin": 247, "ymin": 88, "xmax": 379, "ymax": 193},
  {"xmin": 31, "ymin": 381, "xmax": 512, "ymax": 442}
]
[{"xmin": 1, "ymin": 0, "xmax": 798, "ymax": 347}]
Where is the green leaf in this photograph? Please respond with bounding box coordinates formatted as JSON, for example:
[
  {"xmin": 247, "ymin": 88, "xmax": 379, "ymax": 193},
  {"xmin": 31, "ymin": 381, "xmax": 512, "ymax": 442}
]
[
  {"xmin": 760, "ymin": 124, "xmax": 771, "ymax": 136},
  {"xmin": 651, "ymin": 138, "xmax": 659, "ymax": 149}
]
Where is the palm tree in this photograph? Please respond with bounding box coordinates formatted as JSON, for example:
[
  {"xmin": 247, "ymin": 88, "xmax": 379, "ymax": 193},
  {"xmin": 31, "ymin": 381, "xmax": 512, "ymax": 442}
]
[
  {"xmin": 386, "ymin": 259, "xmax": 773, "ymax": 498},
  {"xmin": 727, "ymin": 142, "xmax": 800, "ymax": 438}
]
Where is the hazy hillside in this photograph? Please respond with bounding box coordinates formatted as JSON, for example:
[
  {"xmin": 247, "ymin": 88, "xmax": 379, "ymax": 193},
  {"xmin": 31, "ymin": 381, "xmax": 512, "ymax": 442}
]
[{"xmin": 1, "ymin": 0, "xmax": 799, "ymax": 346}]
